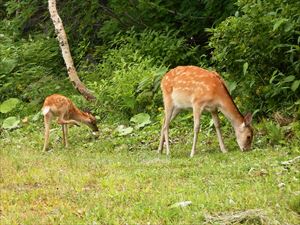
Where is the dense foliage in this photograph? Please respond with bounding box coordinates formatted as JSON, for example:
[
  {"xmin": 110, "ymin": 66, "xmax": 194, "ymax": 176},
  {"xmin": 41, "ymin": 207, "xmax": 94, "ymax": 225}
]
[
  {"xmin": 0, "ymin": 0, "xmax": 299, "ymax": 124},
  {"xmin": 209, "ymin": 0, "xmax": 300, "ymax": 115}
]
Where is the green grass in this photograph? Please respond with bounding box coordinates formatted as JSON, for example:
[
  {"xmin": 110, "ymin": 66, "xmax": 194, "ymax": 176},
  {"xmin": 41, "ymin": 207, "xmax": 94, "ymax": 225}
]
[{"xmin": 0, "ymin": 123, "xmax": 299, "ymax": 224}]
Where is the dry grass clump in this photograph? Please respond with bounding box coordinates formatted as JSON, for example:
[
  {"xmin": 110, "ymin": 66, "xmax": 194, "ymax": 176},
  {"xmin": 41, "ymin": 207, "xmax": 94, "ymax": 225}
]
[{"xmin": 204, "ymin": 209, "xmax": 281, "ymax": 225}]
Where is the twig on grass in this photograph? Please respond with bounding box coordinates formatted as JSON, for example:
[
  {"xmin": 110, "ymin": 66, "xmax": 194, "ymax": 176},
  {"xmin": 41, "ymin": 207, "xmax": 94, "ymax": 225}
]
[{"xmin": 281, "ymin": 156, "xmax": 300, "ymax": 166}]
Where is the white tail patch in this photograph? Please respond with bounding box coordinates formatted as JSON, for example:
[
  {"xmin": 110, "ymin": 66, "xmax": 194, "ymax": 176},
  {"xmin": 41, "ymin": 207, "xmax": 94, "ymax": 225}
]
[{"xmin": 42, "ymin": 106, "xmax": 50, "ymax": 115}]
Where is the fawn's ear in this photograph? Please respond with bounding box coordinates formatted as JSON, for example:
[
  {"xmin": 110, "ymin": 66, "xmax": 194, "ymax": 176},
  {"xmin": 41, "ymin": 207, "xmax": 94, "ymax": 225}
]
[{"xmin": 244, "ymin": 112, "xmax": 253, "ymax": 126}]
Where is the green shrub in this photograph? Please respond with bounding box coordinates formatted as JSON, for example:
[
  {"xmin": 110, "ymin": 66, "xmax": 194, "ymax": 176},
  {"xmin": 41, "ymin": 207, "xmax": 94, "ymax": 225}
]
[
  {"xmin": 85, "ymin": 55, "xmax": 167, "ymax": 119},
  {"xmin": 209, "ymin": 0, "xmax": 300, "ymax": 115},
  {"xmin": 93, "ymin": 28, "xmax": 200, "ymax": 68},
  {"xmin": 0, "ymin": 20, "xmax": 76, "ymax": 119},
  {"xmin": 83, "ymin": 29, "xmax": 202, "ymax": 119}
]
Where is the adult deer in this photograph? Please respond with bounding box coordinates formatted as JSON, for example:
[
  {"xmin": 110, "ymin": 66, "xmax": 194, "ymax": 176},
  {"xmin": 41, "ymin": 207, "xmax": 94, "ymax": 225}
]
[
  {"xmin": 158, "ymin": 66, "xmax": 253, "ymax": 157},
  {"xmin": 42, "ymin": 94, "xmax": 99, "ymax": 151}
]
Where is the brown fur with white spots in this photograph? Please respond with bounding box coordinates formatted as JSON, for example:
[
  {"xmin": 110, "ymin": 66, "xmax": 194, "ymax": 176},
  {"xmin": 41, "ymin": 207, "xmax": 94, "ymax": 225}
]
[
  {"xmin": 158, "ymin": 66, "xmax": 253, "ymax": 157},
  {"xmin": 42, "ymin": 94, "xmax": 98, "ymax": 151}
]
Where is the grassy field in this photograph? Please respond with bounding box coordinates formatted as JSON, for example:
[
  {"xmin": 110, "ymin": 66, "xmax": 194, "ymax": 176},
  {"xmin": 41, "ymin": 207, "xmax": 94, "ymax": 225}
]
[{"xmin": 0, "ymin": 122, "xmax": 299, "ymax": 225}]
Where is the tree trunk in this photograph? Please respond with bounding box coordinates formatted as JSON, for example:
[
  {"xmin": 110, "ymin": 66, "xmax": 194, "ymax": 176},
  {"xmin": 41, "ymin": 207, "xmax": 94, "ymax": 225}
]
[{"xmin": 48, "ymin": 0, "xmax": 95, "ymax": 101}]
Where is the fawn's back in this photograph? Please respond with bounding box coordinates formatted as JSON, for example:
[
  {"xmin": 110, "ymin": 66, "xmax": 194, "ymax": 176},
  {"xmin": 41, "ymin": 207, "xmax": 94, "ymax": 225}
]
[{"xmin": 42, "ymin": 94, "xmax": 76, "ymax": 117}]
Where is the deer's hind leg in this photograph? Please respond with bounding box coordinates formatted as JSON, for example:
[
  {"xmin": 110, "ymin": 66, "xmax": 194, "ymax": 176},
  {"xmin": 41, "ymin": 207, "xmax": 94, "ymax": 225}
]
[{"xmin": 158, "ymin": 96, "xmax": 177, "ymax": 155}]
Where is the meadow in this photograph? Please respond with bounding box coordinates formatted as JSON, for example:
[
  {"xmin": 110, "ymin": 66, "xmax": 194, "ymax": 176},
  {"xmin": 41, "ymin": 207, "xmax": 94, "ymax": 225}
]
[{"xmin": 1, "ymin": 120, "xmax": 299, "ymax": 224}]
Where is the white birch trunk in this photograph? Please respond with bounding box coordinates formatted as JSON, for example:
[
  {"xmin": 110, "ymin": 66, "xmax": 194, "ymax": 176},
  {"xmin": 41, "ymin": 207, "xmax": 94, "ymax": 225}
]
[{"xmin": 48, "ymin": 0, "xmax": 95, "ymax": 101}]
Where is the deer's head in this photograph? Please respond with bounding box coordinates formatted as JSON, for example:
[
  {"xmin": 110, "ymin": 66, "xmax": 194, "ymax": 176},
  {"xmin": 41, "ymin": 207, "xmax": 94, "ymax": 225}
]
[
  {"xmin": 235, "ymin": 113, "xmax": 253, "ymax": 151},
  {"xmin": 83, "ymin": 111, "xmax": 99, "ymax": 132}
]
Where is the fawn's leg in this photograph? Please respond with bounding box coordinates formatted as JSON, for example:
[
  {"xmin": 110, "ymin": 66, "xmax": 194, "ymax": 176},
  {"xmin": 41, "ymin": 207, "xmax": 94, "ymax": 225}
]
[
  {"xmin": 57, "ymin": 116, "xmax": 80, "ymax": 127},
  {"xmin": 62, "ymin": 124, "xmax": 69, "ymax": 148},
  {"xmin": 57, "ymin": 118, "xmax": 80, "ymax": 127},
  {"xmin": 43, "ymin": 113, "xmax": 52, "ymax": 151},
  {"xmin": 158, "ymin": 120, "xmax": 166, "ymax": 154}
]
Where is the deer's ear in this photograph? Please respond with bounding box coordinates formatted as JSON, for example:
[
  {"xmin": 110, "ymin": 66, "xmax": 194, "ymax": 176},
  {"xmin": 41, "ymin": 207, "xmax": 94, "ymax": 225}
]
[
  {"xmin": 83, "ymin": 108, "xmax": 91, "ymax": 113},
  {"xmin": 244, "ymin": 113, "xmax": 253, "ymax": 126}
]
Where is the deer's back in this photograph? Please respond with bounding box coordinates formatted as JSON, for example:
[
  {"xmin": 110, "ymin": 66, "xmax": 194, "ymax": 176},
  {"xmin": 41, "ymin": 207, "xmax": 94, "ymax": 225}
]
[{"xmin": 161, "ymin": 66, "xmax": 228, "ymax": 109}]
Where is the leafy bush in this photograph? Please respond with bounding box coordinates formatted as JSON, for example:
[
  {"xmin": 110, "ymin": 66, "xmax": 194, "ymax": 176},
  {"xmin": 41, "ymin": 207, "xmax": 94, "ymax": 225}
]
[
  {"xmin": 0, "ymin": 30, "xmax": 63, "ymax": 99},
  {"xmin": 0, "ymin": 19, "xmax": 80, "ymax": 114},
  {"xmin": 83, "ymin": 29, "xmax": 203, "ymax": 119},
  {"xmin": 86, "ymin": 55, "xmax": 167, "ymax": 119},
  {"xmin": 93, "ymin": 28, "xmax": 200, "ymax": 68},
  {"xmin": 100, "ymin": 0, "xmax": 237, "ymax": 49},
  {"xmin": 209, "ymin": 0, "xmax": 300, "ymax": 115}
]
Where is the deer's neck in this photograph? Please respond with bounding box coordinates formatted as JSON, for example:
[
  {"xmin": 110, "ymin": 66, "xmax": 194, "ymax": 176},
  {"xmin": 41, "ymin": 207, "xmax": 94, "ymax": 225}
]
[
  {"xmin": 70, "ymin": 106, "xmax": 85, "ymax": 122},
  {"xmin": 219, "ymin": 96, "xmax": 244, "ymax": 129}
]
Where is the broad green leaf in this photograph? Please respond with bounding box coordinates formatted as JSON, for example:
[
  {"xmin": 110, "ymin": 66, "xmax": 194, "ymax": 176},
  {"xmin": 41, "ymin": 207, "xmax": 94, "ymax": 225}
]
[
  {"xmin": 116, "ymin": 125, "xmax": 133, "ymax": 136},
  {"xmin": 227, "ymin": 81, "xmax": 237, "ymax": 94},
  {"xmin": 0, "ymin": 59, "xmax": 17, "ymax": 74},
  {"xmin": 2, "ymin": 116, "xmax": 20, "ymax": 129},
  {"xmin": 0, "ymin": 98, "xmax": 20, "ymax": 113},
  {"xmin": 130, "ymin": 113, "xmax": 151, "ymax": 128},
  {"xmin": 291, "ymin": 80, "xmax": 300, "ymax": 92},
  {"xmin": 273, "ymin": 18, "xmax": 288, "ymax": 31},
  {"xmin": 243, "ymin": 62, "xmax": 248, "ymax": 75},
  {"xmin": 283, "ymin": 75, "xmax": 295, "ymax": 83}
]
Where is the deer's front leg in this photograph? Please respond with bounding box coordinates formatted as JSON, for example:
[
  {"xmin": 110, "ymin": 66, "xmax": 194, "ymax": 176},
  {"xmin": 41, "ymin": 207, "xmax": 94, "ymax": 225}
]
[
  {"xmin": 211, "ymin": 111, "xmax": 227, "ymax": 153},
  {"xmin": 57, "ymin": 118, "xmax": 80, "ymax": 126},
  {"xmin": 191, "ymin": 104, "xmax": 203, "ymax": 158}
]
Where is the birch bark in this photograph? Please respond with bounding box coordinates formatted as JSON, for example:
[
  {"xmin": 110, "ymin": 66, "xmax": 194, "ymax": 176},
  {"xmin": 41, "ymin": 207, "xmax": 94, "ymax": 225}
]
[{"xmin": 48, "ymin": 0, "xmax": 95, "ymax": 101}]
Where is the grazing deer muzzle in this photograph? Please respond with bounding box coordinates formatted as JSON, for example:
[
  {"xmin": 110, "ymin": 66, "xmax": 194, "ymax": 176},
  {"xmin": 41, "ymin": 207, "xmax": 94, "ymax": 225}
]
[
  {"xmin": 42, "ymin": 94, "xmax": 99, "ymax": 151},
  {"xmin": 82, "ymin": 111, "xmax": 99, "ymax": 132},
  {"xmin": 158, "ymin": 66, "xmax": 253, "ymax": 157},
  {"xmin": 235, "ymin": 113, "xmax": 253, "ymax": 151}
]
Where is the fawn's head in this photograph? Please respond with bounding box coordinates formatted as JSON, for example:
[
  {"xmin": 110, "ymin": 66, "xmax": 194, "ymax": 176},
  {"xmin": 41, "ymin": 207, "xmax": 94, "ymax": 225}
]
[
  {"xmin": 235, "ymin": 113, "xmax": 253, "ymax": 151},
  {"xmin": 83, "ymin": 110, "xmax": 99, "ymax": 132}
]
